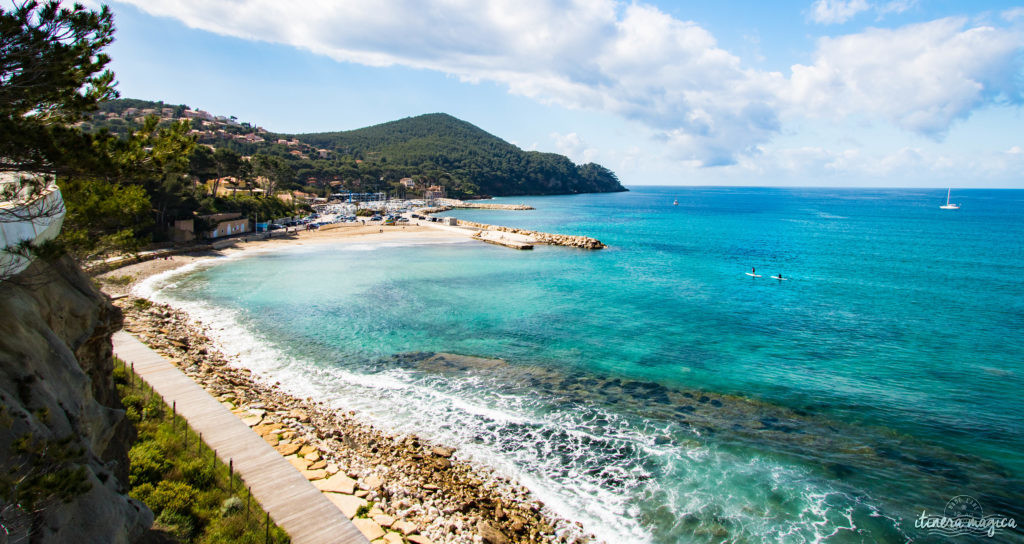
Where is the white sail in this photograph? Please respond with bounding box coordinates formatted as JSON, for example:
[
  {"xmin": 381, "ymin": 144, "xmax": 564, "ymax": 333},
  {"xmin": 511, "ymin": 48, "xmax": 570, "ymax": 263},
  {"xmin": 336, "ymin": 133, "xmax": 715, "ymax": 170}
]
[{"xmin": 940, "ymin": 188, "xmax": 960, "ymax": 210}]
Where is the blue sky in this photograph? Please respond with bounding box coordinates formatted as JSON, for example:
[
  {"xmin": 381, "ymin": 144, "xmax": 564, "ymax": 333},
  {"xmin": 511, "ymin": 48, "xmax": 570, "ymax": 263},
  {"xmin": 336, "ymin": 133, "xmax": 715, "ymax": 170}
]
[{"xmin": 93, "ymin": 0, "xmax": 1024, "ymax": 187}]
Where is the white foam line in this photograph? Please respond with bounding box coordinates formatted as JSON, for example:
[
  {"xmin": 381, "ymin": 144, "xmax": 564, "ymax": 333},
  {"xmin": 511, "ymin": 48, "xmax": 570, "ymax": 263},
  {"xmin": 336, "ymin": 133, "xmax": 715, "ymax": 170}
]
[
  {"xmin": 131, "ymin": 246, "xmax": 906, "ymax": 544},
  {"xmin": 137, "ymin": 286, "xmax": 652, "ymax": 542}
]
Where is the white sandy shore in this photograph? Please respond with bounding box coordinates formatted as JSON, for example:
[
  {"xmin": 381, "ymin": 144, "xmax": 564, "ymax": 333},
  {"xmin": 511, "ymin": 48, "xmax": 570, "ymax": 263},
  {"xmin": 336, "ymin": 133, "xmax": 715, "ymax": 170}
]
[{"xmin": 97, "ymin": 222, "xmax": 476, "ymax": 295}]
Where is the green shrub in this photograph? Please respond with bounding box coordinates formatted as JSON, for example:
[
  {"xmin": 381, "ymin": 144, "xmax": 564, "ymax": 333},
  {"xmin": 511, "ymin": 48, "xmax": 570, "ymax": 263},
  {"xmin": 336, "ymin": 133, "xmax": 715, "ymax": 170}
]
[
  {"xmin": 144, "ymin": 395, "xmax": 165, "ymax": 419},
  {"xmin": 117, "ymin": 360, "xmax": 290, "ymax": 543},
  {"xmin": 132, "ymin": 298, "xmax": 152, "ymax": 310},
  {"xmin": 112, "ymin": 365, "xmax": 128, "ymax": 386},
  {"xmin": 125, "ymin": 405, "xmax": 141, "ymax": 423},
  {"xmin": 219, "ymin": 496, "xmax": 244, "ymax": 517},
  {"xmin": 180, "ymin": 458, "xmax": 216, "ymax": 489},
  {"xmin": 155, "ymin": 509, "xmax": 197, "ymax": 541},
  {"xmin": 104, "ymin": 274, "xmax": 135, "ymax": 286},
  {"xmin": 130, "ymin": 482, "xmax": 155, "ymax": 504},
  {"xmin": 354, "ymin": 502, "xmax": 373, "ymax": 518},
  {"xmin": 121, "ymin": 393, "xmax": 144, "ymax": 415},
  {"xmin": 206, "ymin": 513, "xmax": 289, "ymax": 544},
  {"xmin": 149, "ymin": 480, "xmax": 198, "ymax": 515},
  {"xmin": 129, "ymin": 441, "xmax": 170, "ymax": 486}
]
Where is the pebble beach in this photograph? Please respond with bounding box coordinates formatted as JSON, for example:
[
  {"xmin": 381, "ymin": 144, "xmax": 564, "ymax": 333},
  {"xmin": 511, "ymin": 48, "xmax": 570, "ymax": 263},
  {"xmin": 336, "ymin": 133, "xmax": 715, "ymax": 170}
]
[{"xmin": 98, "ymin": 226, "xmax": 598, "ymax": 544}]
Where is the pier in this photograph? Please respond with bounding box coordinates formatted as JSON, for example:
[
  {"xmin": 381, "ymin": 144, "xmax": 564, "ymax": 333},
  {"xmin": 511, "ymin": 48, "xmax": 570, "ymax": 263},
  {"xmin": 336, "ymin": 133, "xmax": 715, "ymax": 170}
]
[{"xmin": 474, "ymin": 230, "xmax": 534, "ymax": 249}]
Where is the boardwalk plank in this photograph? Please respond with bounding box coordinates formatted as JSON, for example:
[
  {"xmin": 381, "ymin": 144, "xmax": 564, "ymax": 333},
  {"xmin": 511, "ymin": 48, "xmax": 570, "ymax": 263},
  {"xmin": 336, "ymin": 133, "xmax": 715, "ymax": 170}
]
[{"xmin": 113, "ymin": 331, "xmax": 369, "ymax": 544}]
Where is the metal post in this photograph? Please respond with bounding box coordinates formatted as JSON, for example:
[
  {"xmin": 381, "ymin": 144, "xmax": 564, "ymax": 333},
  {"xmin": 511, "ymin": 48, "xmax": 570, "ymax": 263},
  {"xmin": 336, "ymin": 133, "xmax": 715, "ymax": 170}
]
[
  {"xmin": 265, "ymin": 511, "xmax": 270, "ymax": 544},
  {"xmin": 171, "ymin": 401, "xmax": 176, "ymax": 432},
  {"xmin": 245, "ymin": 486, "xmax": 251, "ymax": 523},
  {"xmin": 229, "ymin": 459, "xmax": 234, "ymax": 491}
]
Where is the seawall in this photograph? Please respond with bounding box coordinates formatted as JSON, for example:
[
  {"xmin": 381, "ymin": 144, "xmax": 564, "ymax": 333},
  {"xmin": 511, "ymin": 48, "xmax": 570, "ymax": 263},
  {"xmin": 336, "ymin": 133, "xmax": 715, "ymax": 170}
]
[
  {"xmin": 456, "ymin": 219, "xmax": 605, "ymax": 250},
  {"xmin": 435, "ymin": 198, "xmax": 534, "ymax": 210}
]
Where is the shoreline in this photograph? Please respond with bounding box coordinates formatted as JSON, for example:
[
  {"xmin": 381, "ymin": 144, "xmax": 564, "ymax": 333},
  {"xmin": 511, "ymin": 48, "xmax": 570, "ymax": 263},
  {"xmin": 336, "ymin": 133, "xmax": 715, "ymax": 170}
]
[
  {"xmin": 97, "ymin": 229, "xmax": 600, "ymax": 544},
  {"xmin": 96, "ymin": 224, "xmax": 472, "ymax": 297},
  {"xmin": 95, "ymin": 214, "xmax": 604, "ymax": 292}
]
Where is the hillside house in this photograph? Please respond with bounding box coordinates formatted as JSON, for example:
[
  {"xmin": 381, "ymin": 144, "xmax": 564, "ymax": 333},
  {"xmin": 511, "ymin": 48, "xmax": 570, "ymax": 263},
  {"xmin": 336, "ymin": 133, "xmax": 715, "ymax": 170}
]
[
  {"xmin": 172, "ymin": 219, "xmax": 195, "ymax": 243},
  {"xmin": 425, "ymin": 185, "xmax": 446, "ymax": 200},
  {"xmin": 200, "ymin": 213, "xmax": 250, "ymax": 239},
  {"xmin": 400, "ymin": 178, "xmax": 416, "ymax": 189},
  {"xmin": 183, "ymin": 109, "xmax": 211, "ymax": 120}
]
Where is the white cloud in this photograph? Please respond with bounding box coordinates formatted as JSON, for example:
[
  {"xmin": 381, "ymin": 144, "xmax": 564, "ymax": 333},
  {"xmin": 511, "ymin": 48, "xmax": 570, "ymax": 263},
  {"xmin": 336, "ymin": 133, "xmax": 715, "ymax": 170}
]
[
  {"xmin": 1004, "ymin": 7, "xmax": 1024, "ymax": 23},
  {"xmin": 551, "ymin": 132, "xmax": 598, "ymax": 164},
  {"xmin": 113, "ymin": 1, "xmax": 1024, "ymax": 169},
  {"xmin": 877, "ymin": 0, "xmax": 917, "ymax": 17},
  {"xmin": 785, "ymin": 17, "xmax": 1024, "ymax": 137},
  {"xmin": 735, "ymin": 145, "xmax": 952, "ymax": 181},
  {"xmin": 808, "ymin": 0, "xmax": 916, "ymax": 25},
  {"xmin": 810, "ymin": 0, "xmax": 870, "ymax": 24}
]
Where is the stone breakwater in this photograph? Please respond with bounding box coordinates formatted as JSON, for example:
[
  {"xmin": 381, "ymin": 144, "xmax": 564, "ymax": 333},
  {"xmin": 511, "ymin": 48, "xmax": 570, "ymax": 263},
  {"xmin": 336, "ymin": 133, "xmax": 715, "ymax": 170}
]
[
  {"xmin": 456, "ymin": 220, "xmax": 605, "ymax": 250},
  {"xmin": 116, "ymin": 297, "xmax": 598, "ymax": 544},
  {"xmin": 436, "ymin": 199, "xmax": 534, "ymax": 211}
]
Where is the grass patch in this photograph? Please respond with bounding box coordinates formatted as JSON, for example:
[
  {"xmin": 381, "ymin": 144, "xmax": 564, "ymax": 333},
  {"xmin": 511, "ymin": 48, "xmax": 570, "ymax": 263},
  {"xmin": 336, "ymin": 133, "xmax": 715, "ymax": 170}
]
[
  {"xmin": 115, "ymin": 361, "xmax": 290, "ymax": 543},
  {"xmin": 103, "ymin": 274, "xmax": 135, "ymax": 286}
]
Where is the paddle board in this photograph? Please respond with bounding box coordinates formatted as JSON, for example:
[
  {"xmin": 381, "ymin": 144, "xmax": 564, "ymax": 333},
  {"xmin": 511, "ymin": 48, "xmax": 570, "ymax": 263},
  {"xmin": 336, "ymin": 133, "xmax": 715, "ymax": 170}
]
[
  {"xmin": 773, "ymin": 276, "xmax": 788, "ymax": 281},
  {"xmin": 745, "ymin": 273, "xmax": 761, "ymax": 277}
]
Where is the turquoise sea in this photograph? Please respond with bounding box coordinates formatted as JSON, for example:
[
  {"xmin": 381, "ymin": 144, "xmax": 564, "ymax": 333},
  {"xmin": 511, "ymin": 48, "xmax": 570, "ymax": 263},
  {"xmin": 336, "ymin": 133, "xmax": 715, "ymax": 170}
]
[{"xmin": 141, "ymin": 187, "xmax": 1024, "ymax": 543}]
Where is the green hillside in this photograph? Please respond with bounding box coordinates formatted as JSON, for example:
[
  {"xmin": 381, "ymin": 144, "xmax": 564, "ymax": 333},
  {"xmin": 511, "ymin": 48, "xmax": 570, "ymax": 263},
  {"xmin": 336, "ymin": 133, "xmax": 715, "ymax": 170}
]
[
  {"xmin": 295, "ymin": 113, "xmax": 625, "ymax": 196},
  {"xmin": 86, "ymin": 100, "xmax": 626, "ymax": 198}
]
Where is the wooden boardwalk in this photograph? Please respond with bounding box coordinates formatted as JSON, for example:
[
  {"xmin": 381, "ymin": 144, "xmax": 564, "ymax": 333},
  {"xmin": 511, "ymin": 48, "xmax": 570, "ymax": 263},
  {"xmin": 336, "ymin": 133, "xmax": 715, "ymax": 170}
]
[{"xmin": 112, "ymin": 331, "xmax": 369, "ymax": 544}]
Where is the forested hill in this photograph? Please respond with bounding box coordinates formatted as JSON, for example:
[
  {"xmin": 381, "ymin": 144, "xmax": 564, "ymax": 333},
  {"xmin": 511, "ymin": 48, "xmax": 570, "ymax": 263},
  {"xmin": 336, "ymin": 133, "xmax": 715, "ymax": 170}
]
[
  {"xmin": 293, "ymin": 113, "xmax": 626, "ymax": 196},
  {"xmin": 86, "ymin": 100, "xmax": 626, "ymax": 198}
]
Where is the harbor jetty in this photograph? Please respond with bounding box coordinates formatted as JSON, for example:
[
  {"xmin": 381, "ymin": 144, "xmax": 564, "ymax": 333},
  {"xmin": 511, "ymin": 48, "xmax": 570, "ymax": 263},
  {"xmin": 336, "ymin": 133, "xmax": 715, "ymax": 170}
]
[
  {"xmin": 473, "ymin": 229, "xmax": 535, "ymax": 250},
  {"xmin": 436, "ymin": 198, "xmax": 534, "ymax": 210},
  {"xmin": 457, "ymin": 219, "xmax": 605, "ymax": 250}
]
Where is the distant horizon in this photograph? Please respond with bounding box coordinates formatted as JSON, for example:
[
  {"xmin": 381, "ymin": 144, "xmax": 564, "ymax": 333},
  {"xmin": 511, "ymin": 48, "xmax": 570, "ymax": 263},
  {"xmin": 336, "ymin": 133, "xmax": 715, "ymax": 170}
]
[{"xmin": 619, "ymin": 185, "xmax": 1023, "ymax": 190}]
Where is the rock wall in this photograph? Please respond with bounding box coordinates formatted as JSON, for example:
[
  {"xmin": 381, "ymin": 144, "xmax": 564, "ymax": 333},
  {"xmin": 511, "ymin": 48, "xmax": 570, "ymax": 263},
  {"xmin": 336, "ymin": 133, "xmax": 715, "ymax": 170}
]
[
  {"xmin": 455, "ymin": 220, "xmax": 605, "ymax": 250},
  {"xmin": 0, "ymin": 256, "xmax": 151, "ymax": 543},
  {"xmin": 436, "ymin": 198, "xmax": 534, "ymax": 210}
]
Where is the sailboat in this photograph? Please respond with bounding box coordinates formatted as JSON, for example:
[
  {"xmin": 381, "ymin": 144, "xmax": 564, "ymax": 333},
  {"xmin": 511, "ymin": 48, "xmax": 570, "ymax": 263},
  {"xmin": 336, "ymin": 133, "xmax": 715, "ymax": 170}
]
[{"xmin": 940, "ymin": 188, "xmax": 960, "ymax": 210}]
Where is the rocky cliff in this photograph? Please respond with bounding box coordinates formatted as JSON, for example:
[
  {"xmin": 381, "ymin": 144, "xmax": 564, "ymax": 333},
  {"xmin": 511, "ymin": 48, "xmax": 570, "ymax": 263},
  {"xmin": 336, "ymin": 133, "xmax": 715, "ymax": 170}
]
[{"xmin": 0, "ymin": 256, "xmax": 151, "ymax": 543}]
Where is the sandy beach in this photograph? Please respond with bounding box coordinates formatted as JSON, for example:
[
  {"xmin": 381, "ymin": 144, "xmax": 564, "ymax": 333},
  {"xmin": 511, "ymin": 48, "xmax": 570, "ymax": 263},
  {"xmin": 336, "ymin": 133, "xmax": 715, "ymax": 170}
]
[
  {"xmin": 97, "ymin": 222, "xmax": 472, "ymax": 297},
  {"xmin": 96, "ymin": 225, "xmax": 595, "ymax": 544}
]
